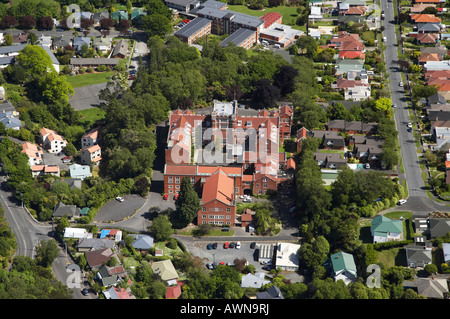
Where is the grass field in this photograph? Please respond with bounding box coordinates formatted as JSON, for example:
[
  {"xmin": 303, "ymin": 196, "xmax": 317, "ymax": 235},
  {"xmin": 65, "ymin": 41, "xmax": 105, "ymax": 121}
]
[
  {"xmin": 227, "ymin": 5, "xmax": 299, "ymax": 25},
  {"xmin": 77, "ymin": 108, "xmax": 106, "ymax": 127},
  {"xmin": 65, "ymin": 71, "xmax": 113, "ymax": 89}
]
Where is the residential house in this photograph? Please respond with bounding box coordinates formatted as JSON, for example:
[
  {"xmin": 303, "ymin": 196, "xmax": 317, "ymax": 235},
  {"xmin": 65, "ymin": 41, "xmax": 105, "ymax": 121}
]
[
  {"xmin": 241, "ymin": 272, "xmax": 270, "ymax": 288},
  {"xmin": 111, "ymin": 10, "xmax": 128, "ymax": 21},
  {"xmin": 31, "ymin": 164, "xmax": 60, "ymax": 177},
  {"xmin": 77, "ymin": 238, "xmax": 115, "ymax": 252},
  {"xmin": 416, "ymin": 33, "xmax": 439, "ymax": 45},
  {"xmin": 81, "ymin": 144, "xmax": 102, "ymax": 165},
  {"xmin": 415, "ymin": 278, "xmax": 449, "ymax": 299},
  {"xmin": 39, "ymin": 127, "xmax": 67, "ymax": 154},
  {"xmin": 256, "ymin": 285, "xmax": 284, "ymax": 299},
  {"xmin": 443, "ymin": 243, "xmax": 450, "ymax": 264},
  {"xmin": 371, "ymin": 215, "xmax": 403, "ymax": 243},
  {"xmin": 53, "ymin": 201, "xmax": 81, "ymax": 219},
  {"xmin": 85, "ymin": 248, "xmax": 117, "ymax": 269},
  {"xmin": 103, "ymin": 286, "xmax": 134, "ymax": 299},
  {"xmin": 332, "ymin": 77, "xmax": 370, "ymax": 101},
  {"xmin": 39, "ymin": 45, "xmax": 60, "ymax": 73},
  {"xmin": 0, "ymin": 111, "xmax": 20, "ymax": 130},
  {"xmin": 52, "ymin": 36, "xmax": 72, "ymax": 50},
  {"xmin": 405, "ymin": 243, "xmax": 433, "ymax": 268},
  {"xmin": 131, "ymin": 234, "xmax": 154, "ymax": 251},
  {"xmin": 314, "ymin": 152, "xmax": 347, "ymax": 169},
  {"xmin": 329, "ymin": 251, "xmax": 357, "ymax": 285},
  {"xmin": 335, "ymin": 58, "xmax": 365, "ymax": 75},
  {"xmin": 12, "ymin": 33, "xmax": 27, "ymax": 44},
  {"xmin": 411, "ymin": 14, "xmax": 441, "ymax": 24},
  {"xmin": 81, "ymin": 127, "xmax": 100, "ymax": 149},
  {"xmin": 93, "ymin": 37, "xmax": 112, "ymax": 52},
  {"xmin": 69, "ymin": 163, "xmax": 92, "ymax": 180},
  {"xmin": 97, "ymin": 264, "xmax": 127, "ymax": 287},
  {"xmin": 100, "ymin": 229, "xmax": 123, "ymax": 242},
  {"xmin": 274, "ymin": 242, "xmax": 301, "ymax": 271},
  {"xmin": 428, "ymin": 218, "xmax": 450, "ymax": 238},
  {"xmin": 131, "ymin": 8, "xmax": 146, "ymax": 22},
  {"xmin": 38, "ymin": 35, "xmax": 52, "ymax": 48},
  {"xmin": 311, "ymin": 130, "xmax": 345, "ymax": 150},
  {"xmin": 309, "ymin": 6, "xmax": 323, "ymax": 22},
  {"xmin": 151, "ymin": 260, "xmax": 179, "ymax": 285},
  {"xmin": 73, "ymin": 37, "xmax": 92, "ymax": 52},
  {"xmin": 93, "ymin": 11, "xmax": 109, "ymax": 26},
  {"xmin": 112, "ymin": 40, "xmax": 128, "ymax": 59},
  {"xmin": 165, "ymin": 281, "xmax": 184, "ymax": 299},
  {"xmin": 21, "ymin": 142, "xmax": 43, "ymax": 167},
  {"xmin": 63, "ymin": 227, "xmax": 91, "ymax": 239},
  {"xmin": 296, "ymin": 127, "xmax": 309, "ymax": 153}
]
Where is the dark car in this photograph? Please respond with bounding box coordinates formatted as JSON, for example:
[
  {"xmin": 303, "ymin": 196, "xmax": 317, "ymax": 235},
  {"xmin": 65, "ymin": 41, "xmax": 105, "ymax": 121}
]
[
  {"xmin": 250, "ymin": 242, "xmax": 256, "ymax": 249},
  {"xmin": 81, "ymin": 288, "xmax": 89, "ymax": 296},
  {"xmin": 221, "ymin": 228, "xmax": 230, "ymax": 232},
  {"xmin": 212, "ymin": 242, "xmax": 218, "ymax": 249},
  {"xmin": 229, "ymin": 242, "xmax": 235, "ymax": 249},
  {"xmin": 207, "ymin": 243, "xmax": 212, "ymax": 250}
]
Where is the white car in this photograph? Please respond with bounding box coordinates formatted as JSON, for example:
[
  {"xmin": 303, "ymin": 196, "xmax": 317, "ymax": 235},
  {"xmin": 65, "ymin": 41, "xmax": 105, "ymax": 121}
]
[
  {"xmin": 365, "ymin": 163, "xmax": 370, "ymax": 169},
  {"xmin": 116, "ymin": 196, "xmax": 124, "ymax": 202},
  {"xmin": 397, "ymin": 199, "xmax": 407, "ymax": 205},
  {"xmin": 236, "ymin": 242, "xmax": 241, "ymax": 249},
  {"xmin": 407, "ymin": 122, "xmax": 412, "ymax": 128},
  {"xmin": 399, "ymin": 81, "xmax": 403, "ymax": 87}
]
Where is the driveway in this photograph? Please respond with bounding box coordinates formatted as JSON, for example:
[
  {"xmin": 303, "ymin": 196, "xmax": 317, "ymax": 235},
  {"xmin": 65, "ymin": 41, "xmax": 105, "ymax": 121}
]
[{"xmin": 69, "ymin": 82, "xmax": 108, "ymax": 111}]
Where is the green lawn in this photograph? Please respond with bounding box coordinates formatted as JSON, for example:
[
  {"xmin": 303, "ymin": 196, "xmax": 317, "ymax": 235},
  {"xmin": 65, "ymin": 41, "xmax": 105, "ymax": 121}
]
[
  {"xmin": 227, "ymin": 5, "xmax": 299, "ymax": 25},
  {"xmin": 77, "ymin": 108, "xmax": 106, "ymax": 127},
  {"xmin": 65, "ymin": 71, "xmax": 113, "ymax": 89}
]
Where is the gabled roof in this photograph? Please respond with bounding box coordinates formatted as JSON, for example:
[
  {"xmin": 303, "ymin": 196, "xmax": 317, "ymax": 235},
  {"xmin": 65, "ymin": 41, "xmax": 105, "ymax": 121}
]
[
  {"xmin": 151, "ymin": 260, "xmax": 179, "ymax": 282},
  {"xmin": 201, "ymin": 168, "xmax": 234, "ymax": 205},
  {"xmin": 371, "ymin": 215, "xmax": 403, "ymax": 236},
  {"xmin": 330, "ymin": 251, "xmax": 356, "ymax": 275}
]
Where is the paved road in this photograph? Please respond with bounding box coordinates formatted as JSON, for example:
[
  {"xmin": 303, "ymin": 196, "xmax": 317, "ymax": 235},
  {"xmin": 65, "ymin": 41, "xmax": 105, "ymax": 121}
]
[{"xmin": 381, "ymin": 0, "xmax": 450, "ymax": 216}]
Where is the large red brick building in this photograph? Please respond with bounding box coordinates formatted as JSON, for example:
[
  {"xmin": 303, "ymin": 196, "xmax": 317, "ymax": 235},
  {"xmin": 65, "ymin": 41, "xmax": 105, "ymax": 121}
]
[{"xmin": 164, "ymin": 100, "xmax": 294, "ymax": 226}]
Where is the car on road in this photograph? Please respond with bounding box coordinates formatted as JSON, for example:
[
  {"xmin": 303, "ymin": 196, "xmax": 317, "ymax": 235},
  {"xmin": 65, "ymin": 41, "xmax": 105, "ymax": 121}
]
[
  {"xmin": 212, "ymin": 242, "xmax": 218, "ymax": 249},
  {"xmin": 115, "ymin": 196, "xmax": 124, "ymax": 202},
  {"xmin": 128, "ymin": 74, "xmax": 136, "ymax": 80},
  {"xmin": 250, "ymin": 242, "xmax": 256, "ymax": 249},
  {"xmin": 397, "ymin": 199, "xmax": 407, "ymax": 205},
  {"xmin": 407, "ymin": 122, "xmax": 412, "ymax": 128},
  {"xmin": 129, "ymin": 65, "xmax": 136, "ymax": 69},
  {"xmin": 262, "ymin": 265, "xmax": 271, "ymax": 271},
  {"xmin": 229, "ymin": 242, "xmax": 235, "ymax": 249},
  {"xmin": 207, "ymin": 243, "xmax": 213, "ymax": 250},
  {"xmin": 163, "ymin": 194, "xmax": 169, "ymax": 200},
  {"xmin": 221, "ymin": 227, "xmax": 230, "ymax": 232},
  {"xmin": 129, "ymin": 70, "xmax": 136, "ymax": 75},
  {"xmin": 365, "ymin": 163, "xmax": 370, "ymax": 169},
  {"xmin": 224, "ymin": 242, "xmax": 229, "ymax": 249},
  {"xmin": 392, "ymin": 104, "xmax": 397, "ymax": 108},
  {"xmin": 243, "ymin": 197, "xmax": 252, "ymax": 203},
  {"xmin": 206, "ymin": 263, "xmax": 213, "ymax": 270},
  {"xmin": 236, "ymin": 241, "xmax": 241, "ymax": 249},
  {"xmin": 407, "ymin": 127, "xmax": 412, "ymax": 132},
  {"xmin": 174, "ymin": 194, "xmax": 179, "ymax": 200},
  {"xmin": 399, "ymin": 81, "xmax": 403, "ymax": 87},
  {"xmin": 81, "ymin": 288, "xmax": 89, "ymax": 296}
]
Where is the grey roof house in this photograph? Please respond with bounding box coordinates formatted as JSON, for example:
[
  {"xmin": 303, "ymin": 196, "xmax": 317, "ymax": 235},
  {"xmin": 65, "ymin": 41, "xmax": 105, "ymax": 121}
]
[
  {"xmin": 428, "ymin": 218, "xmax": 450, "ymax": 238},
  {"xmin": 73, "ymin": 37, "xmax": 92, "ymax": 52},
  {"xmin": 405, "ymin": 243, "xmax": 432, "ymax": 268},
  {"xmin": 131, "ymin": 234, "xmax": 154, "ymax": 250},
  {"xmin": 53, "ymin": 201, "xmax": 81, "ymax": 218},
  {"xmin": 112, "ymin": 40, "xmax": 128, "ymax": 58},
  {"xmin": 241, "ymin": 272, "xmax": 270, "ymax": 288}
]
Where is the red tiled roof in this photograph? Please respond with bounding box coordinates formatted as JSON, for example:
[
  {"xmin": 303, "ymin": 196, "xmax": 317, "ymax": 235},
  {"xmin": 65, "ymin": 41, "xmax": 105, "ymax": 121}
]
[
  {"xmin": 165, "ymin": 281, "xmax": 183, "ymax": 299},
  {"xmin": 202, "ymin": 168, "xmax": 234, "ymax": 205},
  {"xmin": 411, "ymin": 14, "xmax": 441, "ymax": 23},
  {"xmin": 261, "ymin": 12, "xmax": 282, "ymax": 28},
  {"xmin": 339, "ymin": 50, "xmax": 365, "ymax": 59}
]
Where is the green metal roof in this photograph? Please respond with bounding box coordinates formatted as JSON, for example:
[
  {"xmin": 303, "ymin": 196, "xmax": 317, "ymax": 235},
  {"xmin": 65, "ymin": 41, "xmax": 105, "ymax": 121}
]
[
  {"xmin": 371, "ymin": 215, "xmax": 402, "ymax": 234},
  {"xmin": 330, "ymin": 251, "xmax": 356, "ymax": 273}
]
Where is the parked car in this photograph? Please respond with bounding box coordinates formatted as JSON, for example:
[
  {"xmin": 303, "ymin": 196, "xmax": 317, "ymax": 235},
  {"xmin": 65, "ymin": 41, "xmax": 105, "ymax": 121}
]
[
  {"xmin": 61, "ymin": 156, "xmax": 71, "ymax": 163},
  {"xmin": 128, "ymin": 74, "xmax": 136, "ymax": 80},
  {"xmin": 174, "ymin": 194, "xmax": 179, "ymax": 200},
  {"xmin": 365, "ymin": 163, "xmax": 370, "ymax": 169},
  {"xmin": 207, "ymin": 243, "xmax": 212, "ymax": 250},
  {"xmin": 250, "ymin": 242, "xmax": 256, "ymax": 249},
  {"xmin": 407, "ymin": 122, "xmax": 412, "ymax": 128},
  {"xmin": 81, "ymin": 288, "xmax": 89, "ymax": 296},
  {"xmin": 262, "ymin": 265, "xmax": 271, "ymax": 271},
  {"xmin": 224, "ymin": 242, "xmax": 229, "ymax": 249},
  {"xmin": 206, "ymin": 263, "xmax": 213, "ymax": 270},
  {"xmin": 221, "ymin": 228, "xmax": 230, "ymax": 232},
  {"xmin": 129, "ymin": 70, "xmax": 136, "ymax": 75},
  {"xmin": 163, "ymin": 194, "xmax": 169, "ymax": 200},
  {"xmin": 392, "ymin": 104, "xmax": 397, "ymax": 108},
  {"xmin": 115, "ymin": 196, "xmax": 124, "ymax": 202},
  {"xmin": 212, "ymin": 242, "xmax": 218, "ymax": 249},
  {"xmin": 399, "ymin": 81, "xmax": 403, "ymax": 87},
  {"xmin": 236, "ymin": 241, "xmax": 241, "ymax": 249},
  {"xmin": 229, "ymin": 242, "xmax": 235, "ymax": 249},
  {"xmin": 397, "ymin": 199, "xmax": 407, "ymax": 205}
]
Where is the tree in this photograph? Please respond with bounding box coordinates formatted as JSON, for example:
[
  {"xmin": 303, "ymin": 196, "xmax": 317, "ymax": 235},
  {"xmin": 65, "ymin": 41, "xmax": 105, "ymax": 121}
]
[
  {"xmin": 0, "ymin": 16, "xmax": 18, "ymax": 29},
  {"xmin": 100, "ymin": 18, "xmax": 114, "ymax": 30},
  {"xmin": 252, "ymin": 78, "xmax": 281, "ymax": 109},
  {"xmin": 20, "ymin": 15, "xmax": 36, "ymax": 29},
  {"xmin": 149, "ymin": 214, "xmax": 173, "ymax": 241},
  {"xmin": 38, "ymin": 16, "xmax": 54, "ymax": 30},
  {"xmin": 141, "ymin": 14, "xmax": 172, "ymax": 37},
  {"xmin": 174, "ymin": 177, "xmax": 201, "ymax": 228},
  {"xmin": 2, "ymin": 33, "xmax": 13, "ymax": 46},
  {"xmin": 273, "ymin": 65, "xmax": 299, "ymax": 96},
  {"xmin": 36, "ymin": 239, "xmax": 59, "ymax": 267},
  {"xmin": 16, "ymin": 45, "xmax": 54, "ymax": 77},
  {"xmin": 296, "ymin": 36, "xmax": 318, "ymax": 60},
  {"xmin": 38, "ymin": 71, "xmax": 74, "ymax": 103},
  {"xmin": 27, "ymin": 32, "xmax": 38, "ymax": 45}
]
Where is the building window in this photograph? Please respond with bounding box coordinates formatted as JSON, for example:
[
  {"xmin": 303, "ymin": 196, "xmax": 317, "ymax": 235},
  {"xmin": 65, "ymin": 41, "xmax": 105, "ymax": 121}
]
[
  {"xmin": 175, "ymin": 177, "xmax": 180, "ymax": 183},
  {"xmin": 202, "ymin": 207, "xmax": 206, "ymax": 212},
  {"xmin": 226, "ymin": 207, "xmax": 231, "ymax": 212}
]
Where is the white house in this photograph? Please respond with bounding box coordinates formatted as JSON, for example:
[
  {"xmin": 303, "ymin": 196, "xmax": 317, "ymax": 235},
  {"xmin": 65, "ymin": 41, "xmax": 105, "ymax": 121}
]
[
  {"xmin": 21, "ymin": 141, "xmax": 44, "ymax": 167},
  {"xmin": 330, "ymin": 251, "xmax": 357, "ymax": 285},
  {"xmin": 63, "ymin": 227, "xmax": 92, "ymax": 239},
  {"xmin": 241, "ymin": 272, "xmax": 270, "ymax": 288},
  {"xmin": 39, "ymin": 127, "xmax": 67, "ymax": 154}
]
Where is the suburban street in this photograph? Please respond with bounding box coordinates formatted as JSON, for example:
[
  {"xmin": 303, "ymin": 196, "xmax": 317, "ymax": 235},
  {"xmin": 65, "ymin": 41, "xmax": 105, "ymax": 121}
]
[{"xmin": 381, "ymin": 0, "xmax": 450, "ymax": 216}]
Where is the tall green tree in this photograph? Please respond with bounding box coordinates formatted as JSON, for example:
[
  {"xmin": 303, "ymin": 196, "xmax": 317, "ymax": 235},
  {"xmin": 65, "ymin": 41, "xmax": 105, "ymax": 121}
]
[{"xmin": 173, "ymin": 177, "xmax": 201, "ymax": 228}]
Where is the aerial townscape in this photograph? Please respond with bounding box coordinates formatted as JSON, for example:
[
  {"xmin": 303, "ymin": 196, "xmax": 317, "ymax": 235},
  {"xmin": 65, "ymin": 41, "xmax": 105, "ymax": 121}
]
[{"xmin": 1, "ymin": 0, "xmax": 450, "ymax": 306}]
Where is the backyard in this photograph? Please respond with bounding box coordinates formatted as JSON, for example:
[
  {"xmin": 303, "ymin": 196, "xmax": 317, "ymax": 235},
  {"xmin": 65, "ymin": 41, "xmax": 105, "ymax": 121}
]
[{"xmin": 65, "ymin": 71, "xmax": 114, "ymax": 89}]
